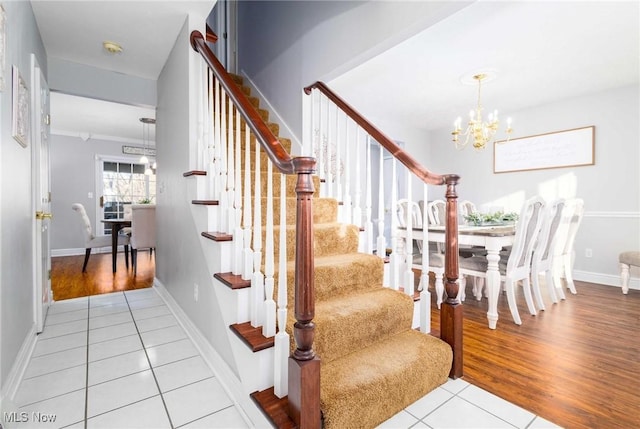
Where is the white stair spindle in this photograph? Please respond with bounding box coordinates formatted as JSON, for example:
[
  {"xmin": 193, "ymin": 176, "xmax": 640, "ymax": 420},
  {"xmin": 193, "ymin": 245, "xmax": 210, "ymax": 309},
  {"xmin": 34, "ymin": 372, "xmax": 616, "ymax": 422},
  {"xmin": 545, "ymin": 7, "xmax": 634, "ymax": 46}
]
[
  {"xmin": 219, "ymin": 88, "xmax": 228, "ymax": 233},
  {"xmin": 226, "ymin": 104, "xmax": 236, "ymax": 235},
  {"xmin": 419, "ymin": 182, "xmax": 431, "ymax": 333},
  {"xmin": 376, "ymin": 145, "xmax": 386, "ymax": 258},
  {"xmin": 364, "ymin": 137, "xmax": 373, "ymax": 254},
  {"xmin": 263, "ymin": 160, "xmax": 276, "ymax": 337},
  {"xmin": 342, "ymin": 118, "xmax": 352, "ymax": 224},
  {"xmin": 335, "ymin": 106, "xmax": 342, "ymax": 203},
  {"xmin": 233, "ymin": 109, "xmax": 243, "ymax": 275},
  {"xmin": 251, "ymin": 136, "xmax": 265, "ymax": 328},
  {"xmin": 389, "ymin": 158, "xmax": 399, "ymax": 290},
  {"xmin": 211, "ymin": 77, "xmax": 221, "ymax": 201},
  {"xmin": 242, "ymin": 123, "xmax": 253, "ymax": 280},
  {"xmin": 317, "ymin": 95, "xmax": 326, "ymax": 196},
  {"xmin": 206, "ymin": 72, "xmax": 215, "ymax": 199},
  {"xmin": 404, "ymin": 173, "xmax": 414, "ymax": 297},
  {"xmin": 325, "ymin": 100, "xmax": 333, "ymax": 198},
  {"xmin": 274, "ymin": 175, "xmax": 288, "ymax": 398}
]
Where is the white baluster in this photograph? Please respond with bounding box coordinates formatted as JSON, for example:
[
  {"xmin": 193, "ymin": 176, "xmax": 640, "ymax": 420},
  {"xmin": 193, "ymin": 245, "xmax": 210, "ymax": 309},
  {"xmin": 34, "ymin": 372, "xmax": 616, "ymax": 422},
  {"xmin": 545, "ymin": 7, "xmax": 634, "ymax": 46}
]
[
  {"xmin": 242, "ymin": 123, "xmax": 253, "ymax": 280},
  {"xmin": 376, "ymin": 145, "xmax": 386, "ymax": 258},
  {"xmin": 206, "ymin": 72, "xmax": 216, "ymax": 200},
  {"xmin": 353, "ymin": 128, "xmax": 363, "ymax": 252},
  {"xmin": 364, "ymin": 137, "xmax": 373, "ymax": 254},
  {"xmin": 211, "ymin": 77, "xmax": 221, "ymax": 201},
  {"xmin": 274, "ymin": 173, "xmax": 288, "ymax": 398},
  {"xmin": 419, "ymin": 183, "xmax": 431, "ymax": 333},
  {"xmin": 233, "ymin": 109, "xmax": 243, "ymax": 275},
  {"xmin": 226, "ymin": 103, "xmax": 236, "ymax": 235},
  {"xmin": 389, "ymin": 158, "xmax": 399, "ymax": 290},
  {"xmin": 316, "ymin": 94, "xmax": 325, "ymax": 196},
  {"xmin": 325, "ymin": 100, "xmax": 333, "ymax": 198},
  {"xmin": 263, "ymin": 160, "xmax": 276, "ymax": 337},
  {"xmin": 404, "ymin": 173, "xmax": 414, "ymax": 297},
  {"xmin": 335, "ymin": 106, "xmax": 342, "ymax": 204},
  {"xmin": 251, "ymin": 136, "xmax": 264, "ymax": 328},
  {"xmin": 342, "ymin": 118, "xmax": 352, "ymax": 224},
  {"xmin": 219, "ymin": 88, "xmax": 228, "ymax": 233}
]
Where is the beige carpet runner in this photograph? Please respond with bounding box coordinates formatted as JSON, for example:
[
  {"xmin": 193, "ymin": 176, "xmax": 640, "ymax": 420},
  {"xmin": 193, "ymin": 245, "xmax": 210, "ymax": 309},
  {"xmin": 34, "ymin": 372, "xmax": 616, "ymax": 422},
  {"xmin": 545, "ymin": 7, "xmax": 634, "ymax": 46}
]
[{"xmin": 231, "ymin": 74, "xmax": 452, "ymax": 428}]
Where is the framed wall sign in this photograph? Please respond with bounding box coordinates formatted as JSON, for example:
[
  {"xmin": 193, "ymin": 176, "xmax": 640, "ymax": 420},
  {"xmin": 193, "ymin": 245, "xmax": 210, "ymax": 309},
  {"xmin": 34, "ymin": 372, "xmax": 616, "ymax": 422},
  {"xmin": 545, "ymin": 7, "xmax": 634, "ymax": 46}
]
[
  {"xmin": 12, "ymin": 65, "xmax": 30, "ymax": 147},
  {"xmin": 122, "ymin": 145, "xmax": 156, "ymax": 156},
  {"xmin": 494, "ymin": 126, "xmax": 595, "ymax": 174}
]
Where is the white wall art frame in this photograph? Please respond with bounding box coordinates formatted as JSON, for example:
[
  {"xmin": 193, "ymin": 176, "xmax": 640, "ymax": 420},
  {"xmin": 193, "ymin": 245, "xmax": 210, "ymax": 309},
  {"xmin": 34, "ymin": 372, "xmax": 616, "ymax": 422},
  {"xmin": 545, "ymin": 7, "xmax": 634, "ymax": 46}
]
[
  {"xmin": 12, "ymin": 65, "xmax": 30, "ymax": 147},
  {"xmin": 494, "ymin": 126, "xmax": 595, "ymax": 174}
]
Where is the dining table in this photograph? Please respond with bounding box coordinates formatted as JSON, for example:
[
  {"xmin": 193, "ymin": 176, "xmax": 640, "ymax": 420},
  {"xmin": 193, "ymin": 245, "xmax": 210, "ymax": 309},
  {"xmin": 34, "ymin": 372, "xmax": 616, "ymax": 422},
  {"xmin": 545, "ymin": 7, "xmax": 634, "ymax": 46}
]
[
  {"xmin": 101, "ymin": 219, "xmax": 132, "ymax": 273},
  {"xmin": 399, "ymin": 223, "xmax": 516, "ymax": 329}
]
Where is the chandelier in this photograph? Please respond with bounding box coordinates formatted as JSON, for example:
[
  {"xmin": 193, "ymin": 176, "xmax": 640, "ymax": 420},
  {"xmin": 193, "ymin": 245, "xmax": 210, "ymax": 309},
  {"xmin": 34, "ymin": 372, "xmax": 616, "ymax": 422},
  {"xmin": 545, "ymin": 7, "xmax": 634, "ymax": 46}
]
[
  {"xmin": 139, "ymin": 117, "xmax": 156, "ymax": 174},
  {"xmin": 451, "ymin": 73, "xmax": 512, "ymax": 150}
]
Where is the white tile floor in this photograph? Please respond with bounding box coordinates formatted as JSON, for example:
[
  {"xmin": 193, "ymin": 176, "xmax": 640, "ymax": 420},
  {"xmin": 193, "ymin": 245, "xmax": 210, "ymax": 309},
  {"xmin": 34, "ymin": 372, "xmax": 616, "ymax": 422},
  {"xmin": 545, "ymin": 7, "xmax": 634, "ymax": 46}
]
[{"xmin": 6, "ymin": 288, "xmax": 563, "ymax": 429}]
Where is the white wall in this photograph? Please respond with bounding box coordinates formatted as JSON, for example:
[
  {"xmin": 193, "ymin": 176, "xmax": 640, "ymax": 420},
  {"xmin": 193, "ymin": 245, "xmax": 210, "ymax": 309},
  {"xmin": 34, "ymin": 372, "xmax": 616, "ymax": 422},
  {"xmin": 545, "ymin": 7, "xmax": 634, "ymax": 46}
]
[
  {"xmin": 0, "ymin": 0, "xmax": 47, "ymax": 395},
  {"xmin": 427, "ymin": 84, "xmax": 640, "ymax": 286},
  {"xmin": 155, "ymin": 15, "xmax": 239, "ymax": 376}
]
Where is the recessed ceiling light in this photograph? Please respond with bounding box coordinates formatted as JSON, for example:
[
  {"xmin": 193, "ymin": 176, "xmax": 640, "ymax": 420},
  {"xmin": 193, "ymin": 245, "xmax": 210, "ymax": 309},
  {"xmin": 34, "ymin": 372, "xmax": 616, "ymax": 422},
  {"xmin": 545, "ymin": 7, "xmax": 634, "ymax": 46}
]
[{"xmin": 103, "ymin": 41, "xmax": 123, "ymax": 54}]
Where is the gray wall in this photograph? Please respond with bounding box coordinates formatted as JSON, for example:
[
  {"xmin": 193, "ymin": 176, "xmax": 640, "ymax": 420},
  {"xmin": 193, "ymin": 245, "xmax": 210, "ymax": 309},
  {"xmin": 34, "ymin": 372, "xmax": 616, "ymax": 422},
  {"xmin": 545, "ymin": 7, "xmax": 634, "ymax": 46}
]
[
  {"xmin": 237, "ymin": 0, "xmax": 470, "ymax": 142},
  {"xmin": 0, "ymin": 0, "xmax": 47, "ymax": 392},
  {"xmin": 48, "ymin": 57, "xmax": 156, "ymax": 107},
  {"xmin": 427, "ymin": 85, "xmax": 640, "ymax": 285},
  {"xmin": 156, "ymin": 15, "xmax": 238, "ymax": 375},
  {"xmin": 50, "ymin": 134, "xmax": 141, "ymax": 252}
]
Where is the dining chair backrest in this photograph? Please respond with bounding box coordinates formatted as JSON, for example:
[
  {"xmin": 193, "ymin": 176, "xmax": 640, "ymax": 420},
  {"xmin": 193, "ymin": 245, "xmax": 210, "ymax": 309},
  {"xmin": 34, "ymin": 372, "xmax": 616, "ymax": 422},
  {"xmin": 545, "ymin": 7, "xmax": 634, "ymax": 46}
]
[
  {"xmin": 530, "ymin": 198, "xmax": 565, "ymax": 309},
  {"xmin": 427, "ymin": 200, "xmax": 446, "ymax": 225},
  {"xmin": 396, "ymin": 199, "xmax": 422, "ymax": 229},
  {"xmin": 71, "ymin": 203, "xmax": 95, "ymax": 243},
  {"xmin": 460, "ymin": 200, "xmax": 477, "ymax": 218},
  {"xmin": 506, "ymin": 196, "xmax": 545, "ymax": 276},
  {"xmin": 561, "ymin": 198, "xmax": 584, "ymax": 257},
  {"xmin": 130, "ymin": 204, "xmax": 156, "ymax": 250}
]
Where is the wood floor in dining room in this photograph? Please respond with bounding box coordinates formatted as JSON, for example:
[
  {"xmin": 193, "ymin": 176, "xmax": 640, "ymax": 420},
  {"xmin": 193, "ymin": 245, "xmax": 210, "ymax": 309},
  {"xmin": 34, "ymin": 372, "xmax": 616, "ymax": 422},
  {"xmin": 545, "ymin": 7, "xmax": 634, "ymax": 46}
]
[
  {"xmin": 51, "ymin": 256, "xmax": 638, "ymax": 429},
  {"xmin": 51, "ymin": 250, "xmax": 154, "ymax": 300}
]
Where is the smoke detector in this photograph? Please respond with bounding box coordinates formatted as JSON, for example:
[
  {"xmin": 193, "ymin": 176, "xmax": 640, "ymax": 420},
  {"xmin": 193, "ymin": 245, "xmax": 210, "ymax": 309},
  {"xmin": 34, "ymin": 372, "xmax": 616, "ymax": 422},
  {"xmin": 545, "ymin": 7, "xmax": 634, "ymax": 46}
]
[{"xmin": 103, "ymin": 41, "xmax": 123, "ymax": 54}]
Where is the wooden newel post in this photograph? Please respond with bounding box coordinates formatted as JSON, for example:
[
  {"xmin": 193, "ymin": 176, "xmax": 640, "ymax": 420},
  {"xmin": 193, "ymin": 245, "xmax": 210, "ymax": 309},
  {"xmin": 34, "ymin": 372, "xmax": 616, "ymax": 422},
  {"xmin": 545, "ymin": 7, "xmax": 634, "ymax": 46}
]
[
  {"xmin": 288, "ymin": 157, "xmax": 321, "ymax": 428},
  {"xmin": 440, "ymin": 174, "xmax": 463, "ymax": 379}
]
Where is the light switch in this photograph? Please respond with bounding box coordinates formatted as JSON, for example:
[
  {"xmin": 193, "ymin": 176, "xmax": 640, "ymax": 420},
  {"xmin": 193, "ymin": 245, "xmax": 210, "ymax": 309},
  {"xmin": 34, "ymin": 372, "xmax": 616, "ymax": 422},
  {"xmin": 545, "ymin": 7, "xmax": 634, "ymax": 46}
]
[{"xmin": 88, "ymin": 192, "xmax": 93, "ymax": 199}]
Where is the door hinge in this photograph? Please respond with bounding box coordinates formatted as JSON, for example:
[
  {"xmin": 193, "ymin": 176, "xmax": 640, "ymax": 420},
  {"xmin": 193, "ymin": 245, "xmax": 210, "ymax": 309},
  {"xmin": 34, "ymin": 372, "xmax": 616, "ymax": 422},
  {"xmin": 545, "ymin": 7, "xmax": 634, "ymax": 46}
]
[
  {"xmin": 48, "ymin": 269, "xmax": 51, "ymax": 280},
  {"xmin": 45, "ymin": 114, "xmax": 51, "ymax": 125}
]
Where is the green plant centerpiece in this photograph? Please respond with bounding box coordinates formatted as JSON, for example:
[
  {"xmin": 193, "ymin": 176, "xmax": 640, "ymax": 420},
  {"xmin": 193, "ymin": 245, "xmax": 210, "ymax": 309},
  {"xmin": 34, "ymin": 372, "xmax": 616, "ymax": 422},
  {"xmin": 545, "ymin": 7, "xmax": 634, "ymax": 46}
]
[
  {"xmin": 138, "ymin": 197, "xmax": 153, "ymax": 204},
  {"xmin": 464, "ymin": 210, "xmax": 518, "ymax": 226}
]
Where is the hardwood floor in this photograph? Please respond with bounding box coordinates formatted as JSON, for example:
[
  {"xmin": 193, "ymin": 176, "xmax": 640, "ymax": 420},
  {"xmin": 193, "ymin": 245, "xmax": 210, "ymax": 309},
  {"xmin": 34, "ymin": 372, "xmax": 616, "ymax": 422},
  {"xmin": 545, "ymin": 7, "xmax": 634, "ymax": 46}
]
[
  {"xmin": 429, "ymin": 279, "xmax": 640, "ymax": 429},
  {"xmin": 51, "ymin": 250, "xmax": 154, "ymax": 300}
]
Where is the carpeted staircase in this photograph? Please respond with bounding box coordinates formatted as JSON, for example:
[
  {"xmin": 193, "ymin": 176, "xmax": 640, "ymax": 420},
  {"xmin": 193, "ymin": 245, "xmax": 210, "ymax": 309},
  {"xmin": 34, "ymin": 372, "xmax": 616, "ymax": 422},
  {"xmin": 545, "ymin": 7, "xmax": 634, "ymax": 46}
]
[{"xmin": 229, "ymin": 74, "xmax": 452, "ymax": 428}]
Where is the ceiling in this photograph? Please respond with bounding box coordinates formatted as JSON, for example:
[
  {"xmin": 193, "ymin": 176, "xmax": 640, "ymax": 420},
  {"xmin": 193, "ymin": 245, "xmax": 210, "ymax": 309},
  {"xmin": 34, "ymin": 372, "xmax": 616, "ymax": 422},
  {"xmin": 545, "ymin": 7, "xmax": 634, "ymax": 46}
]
[
  {"xmin": 31, "ymin": 0, "xmax": 215, "ymax": 143},
  {"xmin": 330, "ymin": 1, "xmax": 640, "ymax": 133},
  {"xmin": 32, "ymin": 1, "xmax": 639, "ymax": 143}
]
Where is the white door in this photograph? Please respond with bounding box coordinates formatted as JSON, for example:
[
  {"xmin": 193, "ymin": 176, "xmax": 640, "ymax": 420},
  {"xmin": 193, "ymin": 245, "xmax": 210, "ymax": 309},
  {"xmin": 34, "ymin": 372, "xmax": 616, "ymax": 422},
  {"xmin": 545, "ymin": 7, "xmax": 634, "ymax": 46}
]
[{"xmin": 32, "ymin": 54, "xmax": 52, "ymax": 333}]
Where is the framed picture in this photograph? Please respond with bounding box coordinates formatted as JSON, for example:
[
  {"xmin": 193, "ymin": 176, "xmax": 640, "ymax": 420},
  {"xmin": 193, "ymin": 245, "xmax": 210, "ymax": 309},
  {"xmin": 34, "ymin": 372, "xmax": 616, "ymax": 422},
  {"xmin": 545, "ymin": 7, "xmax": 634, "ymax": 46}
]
[
  {"xmin": 12, "ymin": 65, "xmax": 30, "ymax": 147},
  {"xmin": 494, "ymin": 126, "xmax": 595, "ymax": 174}
]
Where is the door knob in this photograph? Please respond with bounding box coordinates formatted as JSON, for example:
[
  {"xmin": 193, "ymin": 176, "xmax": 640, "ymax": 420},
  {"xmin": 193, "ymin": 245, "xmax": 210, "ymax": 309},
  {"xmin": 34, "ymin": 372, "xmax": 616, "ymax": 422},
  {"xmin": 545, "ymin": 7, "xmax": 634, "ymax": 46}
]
[{"xmin": 35, "ymin": 211, "xmax": 53, "ymax": 220}]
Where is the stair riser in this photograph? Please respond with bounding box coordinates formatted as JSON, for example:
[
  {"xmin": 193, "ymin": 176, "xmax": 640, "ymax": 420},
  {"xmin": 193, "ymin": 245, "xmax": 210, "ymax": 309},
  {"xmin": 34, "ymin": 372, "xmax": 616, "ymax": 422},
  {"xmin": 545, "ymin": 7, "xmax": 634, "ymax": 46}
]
[{"xmin": 258, "ymin": 197, "xmax": 337, "ymax": 226}]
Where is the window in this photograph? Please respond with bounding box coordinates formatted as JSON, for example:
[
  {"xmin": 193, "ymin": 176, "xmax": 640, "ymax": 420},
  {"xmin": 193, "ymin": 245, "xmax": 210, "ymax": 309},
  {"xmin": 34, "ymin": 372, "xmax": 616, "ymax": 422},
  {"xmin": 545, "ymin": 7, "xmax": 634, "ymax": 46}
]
[{"xmin": 100, "ymin": 160, "xmax": 156, "ymax": 234}]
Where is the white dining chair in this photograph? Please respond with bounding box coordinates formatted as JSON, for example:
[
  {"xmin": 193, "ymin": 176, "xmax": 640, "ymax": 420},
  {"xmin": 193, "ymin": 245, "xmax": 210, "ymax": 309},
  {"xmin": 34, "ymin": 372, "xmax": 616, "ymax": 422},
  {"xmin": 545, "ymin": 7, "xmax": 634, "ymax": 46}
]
[
  {"xmin": 552, "ymin": 198, "xmax": 584, "ymax": 299},
  {"xmin": 531, "ymin": 198, "xmax": 565, "ymax": 310},
  {"xmin": 459, "ymin": 196, "xmax": 545, "ymax": 325},
  {"xmin": 397, "ymin": 199, "xmax": 424, "ymax": 253},
  {"xmin": 130, "ymin": 204, "xmax": 156, "ymax": 275},
  {"xmin": 72, "ymin": 203, "xmax": 130, "ymax": 272}
]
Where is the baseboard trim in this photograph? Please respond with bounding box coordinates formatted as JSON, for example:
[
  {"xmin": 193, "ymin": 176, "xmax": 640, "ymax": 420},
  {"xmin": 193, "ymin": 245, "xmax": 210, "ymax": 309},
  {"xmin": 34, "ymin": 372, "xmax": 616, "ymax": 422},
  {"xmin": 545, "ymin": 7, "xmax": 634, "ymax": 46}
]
[
  {"xmin": 574, "ymin": 270, "xmax": 639, "ymax": 291},
  {"xmin": 52, "ymin": 247, "xmax": 115, "ymax": 257},
  {"xmin": 152, "ymin": 279, "xmax": 270, "ymax": 428},
  {"xmin": 1, "ymin": 324, "xmax": 37, "ymax": 407}
]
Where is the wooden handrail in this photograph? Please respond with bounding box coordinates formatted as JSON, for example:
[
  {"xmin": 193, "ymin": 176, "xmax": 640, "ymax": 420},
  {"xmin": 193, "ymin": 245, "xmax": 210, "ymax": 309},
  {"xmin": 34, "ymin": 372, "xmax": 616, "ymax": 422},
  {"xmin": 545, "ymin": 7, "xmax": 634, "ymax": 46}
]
[
  {"xmin": 304, "ymin": 81, "xmax": 459, "ymax": 187},
  {"xmin": 191, "ymin": 31, "xmax": 296, "ymax": 175}
]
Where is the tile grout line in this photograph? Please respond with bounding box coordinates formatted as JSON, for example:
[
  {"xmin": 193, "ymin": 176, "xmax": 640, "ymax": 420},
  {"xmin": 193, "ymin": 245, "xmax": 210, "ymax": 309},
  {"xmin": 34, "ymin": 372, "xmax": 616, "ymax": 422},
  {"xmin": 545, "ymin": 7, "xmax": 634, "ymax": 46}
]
[
  {"xmin": 123, "ymin": 291, "xmax": 175, "ymax": 429},
  {"xmin": 84, "ymin": 297, "xmax": 91, "ymax": 429}
]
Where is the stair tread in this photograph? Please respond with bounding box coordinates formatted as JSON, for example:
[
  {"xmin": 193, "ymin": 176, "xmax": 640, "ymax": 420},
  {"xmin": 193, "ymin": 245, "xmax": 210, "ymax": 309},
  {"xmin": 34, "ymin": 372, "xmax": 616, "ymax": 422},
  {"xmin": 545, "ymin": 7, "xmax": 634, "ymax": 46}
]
[{"xmin": 320, "ymin": 330, "xmax": 452, "ymax": 429}]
